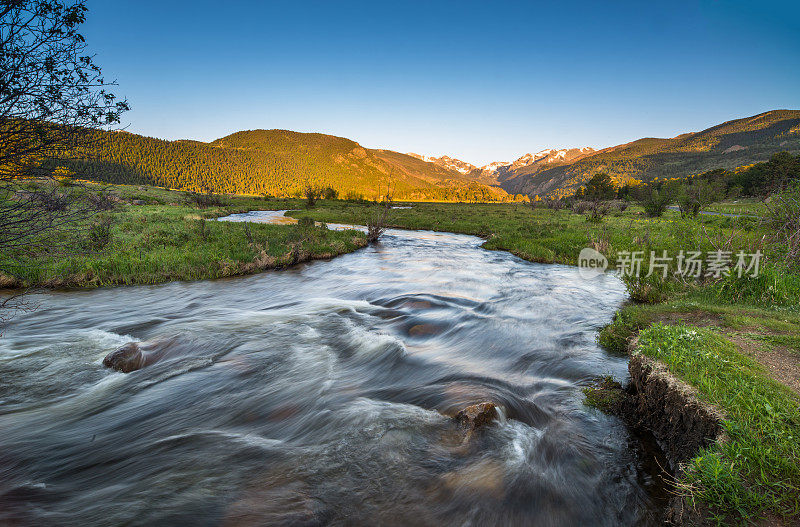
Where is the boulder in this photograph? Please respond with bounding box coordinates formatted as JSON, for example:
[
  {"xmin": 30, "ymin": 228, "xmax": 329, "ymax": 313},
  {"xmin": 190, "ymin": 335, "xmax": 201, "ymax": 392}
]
[
  {"xmin": 454, "ymin": 402, "xmax": 498, "ymax": 431},
  {"xmin": 102, "ymin": 342, "xmax": 145, "ymax": 373},
  {"xmin": 102, "ymin": 339, "xmax": 176, "ymax": 373}
]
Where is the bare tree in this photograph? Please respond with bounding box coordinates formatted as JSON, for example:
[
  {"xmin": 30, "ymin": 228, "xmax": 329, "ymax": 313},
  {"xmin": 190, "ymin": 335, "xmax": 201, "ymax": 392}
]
[
  {"xmin": 0, "ymin": 0, "xmax": 128, "ymax": 327},
  {"xmin": 764, "ymin": 182, "xmax": 800, "ymax": 266},
  {"xmin": 366, "ymin": 182, "xmax": 393, "ymax": 243},
  {"xmin": 0, "ymin": 289, "xmax": 36, "ymax": 334}
]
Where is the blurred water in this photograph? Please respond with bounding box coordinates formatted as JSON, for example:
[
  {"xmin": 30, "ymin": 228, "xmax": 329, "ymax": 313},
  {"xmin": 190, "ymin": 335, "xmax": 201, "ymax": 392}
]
[{"xmin": 0, "ymin": 215, "xmax": 667, "ymax": 526}]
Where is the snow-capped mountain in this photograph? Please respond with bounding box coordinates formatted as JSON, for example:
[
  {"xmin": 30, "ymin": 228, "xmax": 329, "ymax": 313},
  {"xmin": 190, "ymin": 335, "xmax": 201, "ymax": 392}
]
[
  {"xmin": 510, "ymin": 147, "xmax": 596, "ymax": 170},
  {"xmin": 408, "ymin": 147, "xmax": 596, "ymax": 189},
  {"xmin": 479, "ymin": 160, "xmax": 511, "ymax": 174},
  {"xmin": 408, "ymin": 153, "xmax": 476, "ymax": 175},
  {"xmin": 472, "ymin": 147, "xmax": 596, "ymax": 178}
]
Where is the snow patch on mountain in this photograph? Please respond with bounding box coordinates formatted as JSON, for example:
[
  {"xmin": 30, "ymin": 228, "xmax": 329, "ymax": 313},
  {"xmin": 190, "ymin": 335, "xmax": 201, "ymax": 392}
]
[
  {"xmin": 479, "ymin": 161, "xmax": 511, "ymax": 173},
  {"xmin": 409, "ymin": 146, "xmax": 596, "ymax": 177},
  {"xmin": 408, "ymin": 153, "xmax": 476, "ymax": 174},
  {"xmin": 509, "ymin": 147, "xmax": 595, "ymax": 170}
]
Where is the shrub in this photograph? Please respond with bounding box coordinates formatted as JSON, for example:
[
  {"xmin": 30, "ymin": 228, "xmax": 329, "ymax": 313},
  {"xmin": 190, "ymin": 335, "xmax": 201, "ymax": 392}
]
[
  {"xmin": 87, "ymin": 192, "xmax": 118, "ymax": 211},
  {"xmin": 588, "ymin": 226, "xmax": 612, "ymax": 255},
  {"xmin": 575, "ymin": 173, "xmax": 616, "ymax": 201},
  {"xmin": 678, "ymin": 193, "xmax": 701, "ymax": 218},
  {"xmin": 366, "ymin": 206, "xmax": 389, "ymax": 243},
  {"xmin": 622, "ymin": 273, "xmax": 673, "ymax": 304},
  {"xmin": 344, "ymin": 190, "xmax": 365, "ymax": 202},
  {"xmin": 187, "ymin": 189, "xmax": 225, "ymax": 208},
  {"xmin": 87, "ymin": 216, "xmax": 114, "ymax": 250},
  {"xmin": 676, "ymin": 181, "xmax": 715, "ymax": 218},
  {"xmin": 30, "ymin": 190, "xmax": 69, "ymax": 212},
  {"xmin": 304, "ymin": 186, "xmax": 320, "ymax": 208},
  {"xmin": 366, "ymin": 222, "xmax": 385, "ymax": 243},
  {"xmin": 571, "ymin": 200, "xmax": 592, "ymax": 214},
  {"xmin": 586, "ymin": 202, "xmax": 610, "ymax": 223},
  {"xmin": 321, "ymin": 187, "xmax": 339, "ymax": 200},
  {"xmin": 637, "ymin": 188, "xmax": 672, "ymax": 217}
]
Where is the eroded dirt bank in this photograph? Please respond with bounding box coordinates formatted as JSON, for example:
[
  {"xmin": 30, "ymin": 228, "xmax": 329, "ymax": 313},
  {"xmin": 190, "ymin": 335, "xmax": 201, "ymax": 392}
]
[
  {"xmin": 588, "ymin": 350, "xmax": 727, "ymax": 525},
  {"xmin": 624, "ymin": 354, "xmax": 726, "ymax": 525},
  {"xmin": 622, "ymin": 354, "xmax": 725, "ymax": 470}
]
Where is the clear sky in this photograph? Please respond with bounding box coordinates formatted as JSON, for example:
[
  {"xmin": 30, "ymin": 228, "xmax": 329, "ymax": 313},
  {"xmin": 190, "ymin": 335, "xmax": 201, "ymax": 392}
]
[{"xmin": 83, "ymin": 0, "xmax": 800, "ymax": 166}]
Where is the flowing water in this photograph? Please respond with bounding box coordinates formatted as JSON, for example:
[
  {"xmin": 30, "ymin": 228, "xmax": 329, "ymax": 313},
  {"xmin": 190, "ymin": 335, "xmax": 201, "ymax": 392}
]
[{"xmin": 0, "ymin": 212, "xmax": 668, "ymax": 526}]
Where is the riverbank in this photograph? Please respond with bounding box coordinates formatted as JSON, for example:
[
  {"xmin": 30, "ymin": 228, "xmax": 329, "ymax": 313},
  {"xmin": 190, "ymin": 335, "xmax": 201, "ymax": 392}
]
[
  {"xmin": 0, "ymin": 184, "xmax": 367, "ymax": 289},
  {"xmin": 292, "ymin": 200, "xmax": 800, "ymax": 525},
  {"xmin": 599, "ymin": 304, "xmax": 800, "ymax": 525}
]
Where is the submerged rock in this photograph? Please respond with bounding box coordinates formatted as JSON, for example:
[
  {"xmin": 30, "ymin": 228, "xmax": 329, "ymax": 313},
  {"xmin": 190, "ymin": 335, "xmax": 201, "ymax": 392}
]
[
  {"xmin": 454, "ymin": 402, "xmax": 499, "ymax": 431},
  {"xmin": 102, "ymin": 339, "xmax": 176, "ymax": 373},
  {"xmin": 436, "ymin": 458, "xmax": 506, "ymax": 500},
  {"xmin": 102, "ymin": 342, "xmax": 146, "ymax": 373},
  {"xmin": 408, "ymin": 323, "xmax": 443, "ymax": 337},
  {"xmin": 223, "ymin": 477, "xmax": 329, "ymax": 527}
]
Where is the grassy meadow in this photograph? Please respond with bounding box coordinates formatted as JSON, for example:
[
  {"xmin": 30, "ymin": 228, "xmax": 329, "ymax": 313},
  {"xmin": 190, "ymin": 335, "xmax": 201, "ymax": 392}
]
[{"xmin": 0, "ymin": 183, "xmax": 366, "ymax": 288}]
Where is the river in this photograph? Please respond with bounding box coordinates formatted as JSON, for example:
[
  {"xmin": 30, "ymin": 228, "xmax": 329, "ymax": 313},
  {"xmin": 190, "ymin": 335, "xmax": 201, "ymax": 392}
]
[{"xmin": 0, "ymin": 212, "xmax": 668, "ymax": 526}]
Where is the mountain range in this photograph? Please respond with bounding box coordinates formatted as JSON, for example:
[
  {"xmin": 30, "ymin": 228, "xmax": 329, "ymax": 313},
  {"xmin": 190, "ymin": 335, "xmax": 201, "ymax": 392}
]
[
  {"xmin": 409, "ymin": 148, "xmax": 597, "ymax": 186},
  {"xmin": 68, "ymin": 110, "xmax": 800, "ymax": 201},
  {"xmin": 413, "ymin": 110, "xmax": 800, "ymax": 198}
]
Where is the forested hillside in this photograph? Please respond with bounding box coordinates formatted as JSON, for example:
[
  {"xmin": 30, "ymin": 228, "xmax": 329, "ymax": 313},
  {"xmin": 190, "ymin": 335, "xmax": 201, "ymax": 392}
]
[{"xmin": 59, "ymin": 129, "xmax": 516, "ymax": 201}]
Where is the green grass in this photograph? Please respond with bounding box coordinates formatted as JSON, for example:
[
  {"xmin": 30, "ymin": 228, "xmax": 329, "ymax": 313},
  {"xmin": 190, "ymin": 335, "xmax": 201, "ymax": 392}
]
[
  {"xmin": 581, "ymin": 376, "xmax": 625, "ymax": 413},
  {"xmin": 751, "ymin": 334, "xmax": 800, "ymax": 355},
  {"xmin": 703, "ymin": 199, "xmax": 767, "ymax": 216},
  {"xmin": 0, "ymin": 185, "xmax": 366, "ymax": 288},
  {"xmin": 289, "ymin": 200, "xmax": 771, "ymax": 266},
  {"xmin": 637, "ymin": 324, "xmax": 800, "ymax": 522}
]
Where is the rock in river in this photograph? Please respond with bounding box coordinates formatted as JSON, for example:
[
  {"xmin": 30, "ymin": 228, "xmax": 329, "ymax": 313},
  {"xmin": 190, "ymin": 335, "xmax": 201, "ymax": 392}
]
[
  {"xmin": 455, "ymin": 402, "xmax": 499, "ymax": 431},
  {"xmin": 102, "ymin": 342, "xmax": 146, "ymax": 373},
  {"xmin": 102, "ymin": 340, "xmax": 175, "ymax": 373}
]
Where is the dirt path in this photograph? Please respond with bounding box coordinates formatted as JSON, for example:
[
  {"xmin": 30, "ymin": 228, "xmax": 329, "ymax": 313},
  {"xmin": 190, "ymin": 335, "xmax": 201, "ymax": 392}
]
[
  {"xmin": 725, "ymin": 333, "xmax": 800, "ymax": 395},
  {"xmin": 651, "ymin": 310, "xmax": 800, "ymax": 396}
]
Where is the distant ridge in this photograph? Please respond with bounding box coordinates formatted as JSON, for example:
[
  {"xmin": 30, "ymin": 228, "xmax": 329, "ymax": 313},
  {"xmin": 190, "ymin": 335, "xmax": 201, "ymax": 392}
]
[{"xmin": 64, "ymin": 110, "xmax": 800, "ymax": 201}]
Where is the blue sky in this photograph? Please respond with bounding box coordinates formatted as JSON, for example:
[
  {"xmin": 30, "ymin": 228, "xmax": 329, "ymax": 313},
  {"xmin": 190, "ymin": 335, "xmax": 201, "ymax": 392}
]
[{"xmin": 83, "ymin": 0, "xmax": 800, "ymax": 166}]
